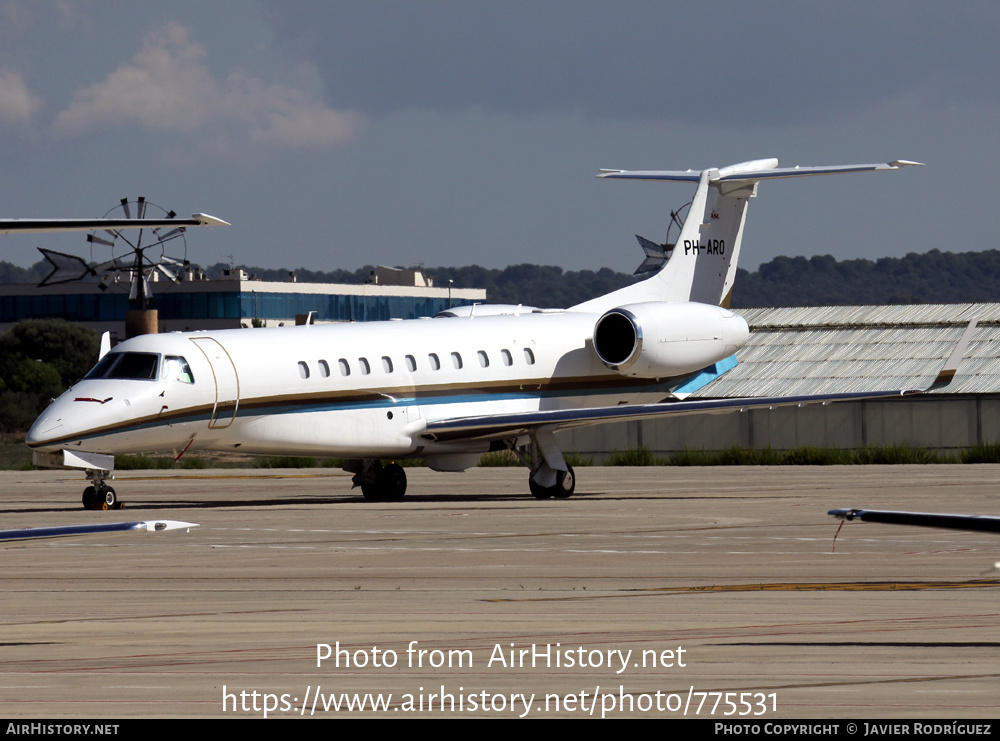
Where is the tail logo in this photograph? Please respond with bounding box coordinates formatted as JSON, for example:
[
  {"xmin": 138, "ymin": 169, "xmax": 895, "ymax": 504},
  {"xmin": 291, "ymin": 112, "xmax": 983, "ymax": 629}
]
[{"xmin": 710, "ymin": 211, "xmax": 720, "ymax": 220}]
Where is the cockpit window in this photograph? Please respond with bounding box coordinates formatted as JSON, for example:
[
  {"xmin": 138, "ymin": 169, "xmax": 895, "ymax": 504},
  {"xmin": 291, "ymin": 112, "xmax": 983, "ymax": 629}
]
[
  {"xmin": 163, "ymin": 356, "xmax": 194, "ymax": 384},
  {"xmin": 107, "ymin": 353, "xmax": 160, "ymax": 380},
  {"xmin": 84, "ymin": 354, "xmax": 120, "ymax": 380},
  {"xmin": 84, "ymin": 352, "xmax": 162, "ymax": 380}
]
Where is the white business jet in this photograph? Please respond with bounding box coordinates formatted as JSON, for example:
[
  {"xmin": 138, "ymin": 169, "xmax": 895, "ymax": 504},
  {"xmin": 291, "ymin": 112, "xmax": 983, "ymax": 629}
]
[{"xmin": 26, "ymin": 158, "xmax": 952, "ymax": 509}]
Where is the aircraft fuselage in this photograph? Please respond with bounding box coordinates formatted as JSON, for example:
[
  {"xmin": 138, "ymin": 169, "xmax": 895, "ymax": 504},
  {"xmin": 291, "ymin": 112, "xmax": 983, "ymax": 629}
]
[{"xmin": 26, "ymin": 303, "xmax": 748, "ymax": 467}]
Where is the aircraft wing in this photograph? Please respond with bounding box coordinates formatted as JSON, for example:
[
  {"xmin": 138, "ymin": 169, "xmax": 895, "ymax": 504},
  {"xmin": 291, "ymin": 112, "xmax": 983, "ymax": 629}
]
[
  {"xmin": 421, "ymin": 388, "xmax": 923, "ymax": 444},
  {"xmin": 421, "ymin": 318, "xmax": 976, "ymax": 445},
  {"xmin": 828, "ymin": 509, "xmax": 1000, "ymax": 534},
  {"xmin": 0, "ymin": 520, "xmax": 198, "ymax": 544},
  {"xmin": 0, "ymin": 214, "xmax": 228, "ymax": 235}
]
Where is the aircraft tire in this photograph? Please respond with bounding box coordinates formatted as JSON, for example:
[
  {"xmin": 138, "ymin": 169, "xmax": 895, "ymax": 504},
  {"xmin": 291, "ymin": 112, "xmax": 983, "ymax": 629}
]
[
  {"xmin": 382, "ymin": 463, "xmax": 407, "ymax": 500},
  {"xmin": 529, "ymin": 476, "xmax": 552, "ymax": 499},
  {"xmin": 529, "ymin": 465, "xmax": 575, "ymax": 499},
  {"xmin": 552, "ymin": 466, "xmax": 575, "ymax": 499},
  {"xmin": 360, "ymin": 463, "xmax": 408, "ymax": 501},
  {"xmin": 361, "ymin": 462, "xmax": 384, "ymax": 500},
  {"xmin": 82, "ymin": 486, "xmax": 99, "ymax": 510},
  {"xmin": 102, "ymin": 486, "xmax": 119, "ymax": 510}
]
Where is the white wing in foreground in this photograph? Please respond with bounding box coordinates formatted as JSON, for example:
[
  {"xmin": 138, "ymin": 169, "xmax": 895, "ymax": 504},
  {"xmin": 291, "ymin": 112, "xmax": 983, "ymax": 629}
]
[
  {"xmin": 829, "ymin": 509, "xmax": 1000, "ymax": 534},
  {"xmin": 0, "ymin": 520, "xmax": 198, "ymax": 544}
]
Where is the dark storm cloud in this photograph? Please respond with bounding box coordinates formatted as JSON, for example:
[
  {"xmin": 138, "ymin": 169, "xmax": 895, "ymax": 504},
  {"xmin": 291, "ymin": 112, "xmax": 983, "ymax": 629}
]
[{"xmin": 260, "ymin": 1, "xmax": 1000, "ymax": 124}]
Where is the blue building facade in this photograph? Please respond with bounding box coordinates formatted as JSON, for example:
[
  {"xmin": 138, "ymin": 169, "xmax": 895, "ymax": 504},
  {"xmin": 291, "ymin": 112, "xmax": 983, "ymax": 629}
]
[{"xmin": 0, "ymin": 279, "xmax": 486, "ymax": 333}]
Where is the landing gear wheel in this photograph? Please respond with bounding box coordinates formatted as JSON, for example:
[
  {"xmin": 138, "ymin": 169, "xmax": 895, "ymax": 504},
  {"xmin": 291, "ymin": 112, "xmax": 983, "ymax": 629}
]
[
  {"xmin": 382, "ymin": 463, "xmax": 407, "ymax": 500},
  {"xmin": 552, "ymin": 466, "xmax": 575, "ymax": 499},
  {"xmin": 529, "ymin": 477, "xmax": 552, "ymax": 499},
  {"xmin": 361, "ymin": 462, "xmax": 384, "ymax": 500},
  {"xmin": 529, "ymin": 465, "xmax": 575, "ymax": 499},
  {"xmin": 82, "ymin": 484, "xmax": 121, "ymax": 510},
  {"xmin": 361, "ymin": 462, "xmax": 408, "ymax": 500}
]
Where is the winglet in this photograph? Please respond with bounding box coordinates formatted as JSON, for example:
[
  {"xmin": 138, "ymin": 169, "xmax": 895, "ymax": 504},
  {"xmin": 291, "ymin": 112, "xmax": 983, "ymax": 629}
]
[
  {"xmin": 138, "ymin": 520, "xmax": 200, "ymax": 533},
  {"xmin": 192, "ymin": 213, "xmax": 230, "ymax": 227},
  {"xmin": 828, "ymin": 508, "xmax": 861, "ymax": 521},
  {"xmin": 930, "ymin": 317, "xmax": 978, "ymax": 388}
]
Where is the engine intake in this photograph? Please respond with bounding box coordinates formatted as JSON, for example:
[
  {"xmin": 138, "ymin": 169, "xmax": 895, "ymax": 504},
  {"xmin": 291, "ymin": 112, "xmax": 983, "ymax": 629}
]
[{"xmin": 593, "ymin": 302, "xmax": 749, "ymax": 378}]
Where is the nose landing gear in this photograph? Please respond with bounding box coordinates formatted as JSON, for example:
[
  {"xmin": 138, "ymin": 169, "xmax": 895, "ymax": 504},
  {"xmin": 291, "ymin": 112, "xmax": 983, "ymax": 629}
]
[{"xmin": 82, "ymin": 470, "xmax": 122, "ymax": 510}]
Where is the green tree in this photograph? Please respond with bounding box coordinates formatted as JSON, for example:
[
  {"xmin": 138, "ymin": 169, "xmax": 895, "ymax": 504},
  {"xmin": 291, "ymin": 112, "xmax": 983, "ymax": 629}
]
[
  {"xmin": 0, "ymin": 319, "xmax": 100, "ymax": 387},
  {"xmin": 0, "ymin": 319, "xmax": 100, "ymax": 433}
]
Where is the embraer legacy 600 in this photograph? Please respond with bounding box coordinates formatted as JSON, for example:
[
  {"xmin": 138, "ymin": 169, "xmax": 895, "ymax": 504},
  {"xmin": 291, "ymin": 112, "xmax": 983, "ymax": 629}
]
[{"xmin": 27, "ymin": 158, "xmax": 957, "ymax": 509}]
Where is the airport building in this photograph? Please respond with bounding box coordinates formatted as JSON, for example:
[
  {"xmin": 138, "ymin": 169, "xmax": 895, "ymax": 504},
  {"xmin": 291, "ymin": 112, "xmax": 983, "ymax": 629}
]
[
  {"xmin": 559, "ymin": 303, "xmax": 1000, "ymax": 459},
  {"xmin": 0, "ymin": 266, "xmax": 486, "ymax": 339}
]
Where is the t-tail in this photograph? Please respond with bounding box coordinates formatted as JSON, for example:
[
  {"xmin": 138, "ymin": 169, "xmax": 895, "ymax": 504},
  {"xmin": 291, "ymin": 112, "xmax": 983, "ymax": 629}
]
[{"xmin": 571, "ymin": 158, "xmax": 922, "ymax": 313}]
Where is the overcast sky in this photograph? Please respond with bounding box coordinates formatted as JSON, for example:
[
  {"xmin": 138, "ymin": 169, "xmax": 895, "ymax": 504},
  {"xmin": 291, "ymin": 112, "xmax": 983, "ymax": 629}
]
[{"xmin": 0, "ymin": 1, "xmax": 997, "ymax": 279}]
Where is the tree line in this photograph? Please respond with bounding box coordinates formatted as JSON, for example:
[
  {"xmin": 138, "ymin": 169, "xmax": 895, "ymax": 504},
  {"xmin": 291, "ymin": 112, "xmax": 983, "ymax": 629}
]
[{"xmin": 4, "ymin": 248, "xmax": 1000, "ymax": 308}]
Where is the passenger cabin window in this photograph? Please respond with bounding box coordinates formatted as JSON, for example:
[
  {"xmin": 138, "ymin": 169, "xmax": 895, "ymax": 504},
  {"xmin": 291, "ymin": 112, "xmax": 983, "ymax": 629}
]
[
  {"xmin": 405, "ymin": 355, "xmax": 417, "ymax": 372},
  {"xmin": 523, "ymin": 348, "xmax": 535, "ymax": 365},
  {"xmin": 318, "ymin": 360, "xmax": 330, "ymax": 377},
  {"xmin": 163, "ymin": 356, "xmax": 195, "ymax": 384},
  {"xmin": 501, "ymin": 349, "xmax": 513, "ymax": 366},
  {"xmin": 359, "ymin": 357, "xmax": 371, "ymax": 375},
  {"xmin": 298, "ymin": 361, "xmax": 310, "ymax": 379},
  {"xmin": 339, "ymin": 359, "xmax": 351, "ymax": 376},
  {"xmin": 451, "ymin": 352, "xmax": 463, "ymax": 370},
  {"xmin": 428, "ymin": 353, "xmax": 440, "ymax": 370},
  {"xmin": 477, "ymin": 350, "xmax": 489, "ymax": 368},
  {"xmin": 382, "ymin": 356, "xmax": 393, "ymax": 373}
]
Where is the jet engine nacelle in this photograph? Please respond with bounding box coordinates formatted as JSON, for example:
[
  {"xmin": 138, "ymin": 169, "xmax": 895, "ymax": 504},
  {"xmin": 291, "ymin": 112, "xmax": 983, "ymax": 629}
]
[{"xmin": 592, "ymin": 302, "xmax": 749, "ymax": 378}]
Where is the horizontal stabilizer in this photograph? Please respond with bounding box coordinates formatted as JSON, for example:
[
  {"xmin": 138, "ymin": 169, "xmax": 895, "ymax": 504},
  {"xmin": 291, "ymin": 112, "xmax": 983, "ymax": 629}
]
[
  {"xmin": 633, "ymin": 235, "xmax": 669, "ymax": 275},
  {"xmin": 597, "ymin": 159, "xmax": 923, "ymax": 184}
]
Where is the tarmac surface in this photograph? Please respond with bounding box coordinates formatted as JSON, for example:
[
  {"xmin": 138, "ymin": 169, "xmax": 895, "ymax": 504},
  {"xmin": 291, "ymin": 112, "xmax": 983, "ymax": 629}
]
[{"xmin": 1, "ymin": 464, "xmax": 999, "ymax": 719}]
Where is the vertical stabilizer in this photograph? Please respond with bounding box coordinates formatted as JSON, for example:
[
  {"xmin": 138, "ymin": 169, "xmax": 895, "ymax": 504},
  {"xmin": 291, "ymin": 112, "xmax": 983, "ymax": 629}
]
[{"xmin": 572, "ymin": 159, "xmax": 921, "ymax": 313}]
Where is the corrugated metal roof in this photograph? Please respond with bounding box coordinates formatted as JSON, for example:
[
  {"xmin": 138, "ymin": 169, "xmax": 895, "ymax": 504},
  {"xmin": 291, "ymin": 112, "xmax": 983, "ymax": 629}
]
[
  {"xmin": 738, "ymin": 302, "xmax": 995, "ymax": 328},
  {"xmin": 691, "ymin": 304, "xmax": 1000, "ymax": 397}
]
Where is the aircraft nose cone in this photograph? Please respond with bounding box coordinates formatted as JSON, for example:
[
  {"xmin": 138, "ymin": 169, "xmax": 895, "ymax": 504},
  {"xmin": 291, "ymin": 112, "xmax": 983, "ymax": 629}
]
[{"xmin": 26, "ymin": 411, "xmax": 64, "ymax": 449}]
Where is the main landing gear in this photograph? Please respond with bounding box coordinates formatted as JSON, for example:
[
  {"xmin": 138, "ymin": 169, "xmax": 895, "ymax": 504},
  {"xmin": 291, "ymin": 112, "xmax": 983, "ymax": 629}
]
[
  {"xmin": 528, "ymin": 465, "xmax": 575, "ymax": 499},
  {"xmin": 82, "ymin": 469, "xmax": 122, "ymax": 510},
  {"xmin": 349, "ymin": 460, "xmax": 407, "ymax": 500},
  {"xmin": 502, "ymin": 433, "xmax": 577, "ymax": 499}
]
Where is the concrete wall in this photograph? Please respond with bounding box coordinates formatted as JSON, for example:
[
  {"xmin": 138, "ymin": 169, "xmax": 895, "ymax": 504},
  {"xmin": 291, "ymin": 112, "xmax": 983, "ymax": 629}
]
[{"xmin": 554, "ymin": 396, "xmax": 1000, "ymax": 460}]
